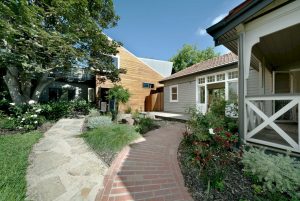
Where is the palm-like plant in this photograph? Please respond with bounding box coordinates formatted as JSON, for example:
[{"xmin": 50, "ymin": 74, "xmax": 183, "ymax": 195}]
[{"xmin": 108, "ymin": 85, "xmax": 130, "ymax": 121}]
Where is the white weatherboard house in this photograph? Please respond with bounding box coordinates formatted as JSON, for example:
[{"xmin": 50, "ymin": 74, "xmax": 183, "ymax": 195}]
[
  {"xmin": 160, "ymin": 53, "xmax": 238, "ymax": 114},
  {"xmin": 207, "ymin": 0, "xmax": 300, "ymax": 153}
]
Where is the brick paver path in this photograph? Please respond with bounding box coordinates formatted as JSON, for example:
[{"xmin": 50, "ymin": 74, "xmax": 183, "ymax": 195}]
[{"xmin": 96, "ymin": 122, "xmax": 193, "ymax": 201}]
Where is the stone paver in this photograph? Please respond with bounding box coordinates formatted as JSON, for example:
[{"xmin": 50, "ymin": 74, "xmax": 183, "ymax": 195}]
[
  {"xmin": 96, "ymin": 122, "xmax": 193, "ymax": 201},
  {"xmin": 26, "ymin": 118, "xmax": 108, "ymax": 201}
]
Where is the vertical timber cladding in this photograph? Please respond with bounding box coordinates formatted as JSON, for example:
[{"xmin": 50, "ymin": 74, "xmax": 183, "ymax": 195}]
[{"xmin": 96, "ymin": 47, "xmax": 164, "ymax": 112}]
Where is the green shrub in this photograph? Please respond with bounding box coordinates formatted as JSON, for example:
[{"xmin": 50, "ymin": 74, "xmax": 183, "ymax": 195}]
[
  {"xmin": 135, "ymin": 117, "xmax": 159, "ymax": 134},
  {"xmin": 40, "ymin": 101, "xmax": 72, "ymax": 121},
  {"xmin": 8, "ymin": 101, "xmax": 45, "ymax": 130},
  {"xmin": 184, "ymin": 99, "xmax": 239, "ymax": 190},
  {"xmin": 242, "ymin": 148, "xmax": 300, "ymax": 199},
  {"xmin": 72, "ymin": 99, "xmax": 90, "ymax": 115},
  {"xmin": 87, "ymin": 116, "xmax": 112, "ymax": 129},
  {"xmin": 124, "ymin": 106, "xmax": 132, "ymax": 114},
  {"xmin": 107, "ymin": 85, "xmax": 130, "ymax": 121},
  {"xmin": 0, "ymin": 90, "xmax": 11, "ymax": 115},
  {"xmin": 89, "ymin": 108, "xmax": 100, "ymax": 117},
  {"xmin": 82, "ymin": 124, "xmax": 140, "ymax": 152}
]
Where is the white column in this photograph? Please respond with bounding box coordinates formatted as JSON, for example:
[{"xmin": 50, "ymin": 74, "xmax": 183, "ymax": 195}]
[{"xmin": 225, "ymin": 73, "xmax": 229, "ymax": 101}]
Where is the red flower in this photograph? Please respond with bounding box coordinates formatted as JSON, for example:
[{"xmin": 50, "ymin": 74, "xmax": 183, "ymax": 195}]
[{"xmin": 225, "ymin": 132, "xmax": 232, "ymax": 138}]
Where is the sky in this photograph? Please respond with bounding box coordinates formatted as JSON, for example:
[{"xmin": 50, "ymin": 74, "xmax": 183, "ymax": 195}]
[{"xmin": 105, "ymin": 0, "xmax": 244, "ymax": 61}]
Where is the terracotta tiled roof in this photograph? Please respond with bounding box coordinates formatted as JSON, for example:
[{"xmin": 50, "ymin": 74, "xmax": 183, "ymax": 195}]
[{"xmin": 160, "ymin": 52, "xmax": 238, "ymax": 82}]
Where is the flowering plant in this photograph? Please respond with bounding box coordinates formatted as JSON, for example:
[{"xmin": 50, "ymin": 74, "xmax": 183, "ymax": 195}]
[
  {"xmin": 187, "ymin": 127, "xmax": 239, "ymax": 189},
  {"xmin": 9, "ymin": 101, "xmax": 44, "ymax": 130}
]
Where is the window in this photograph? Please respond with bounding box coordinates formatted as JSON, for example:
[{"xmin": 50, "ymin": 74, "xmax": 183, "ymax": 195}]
[
  {"xmin": 170, "ymin": 85, "xmax": 178, "ymax": 102},
  {"xmin": 228, "ymin": 81, "xmax": 238, "ymax": 101},
  {"xmin": 112, "ymin": 56, "xmax": 120, "ymax": 69},
  {"xmin": 198, "ymin": 86, "xmax": 205, "ymax": 104},
  {"xmin": 143, "ymin": 82, "xmax": 154, "ymax": 88},
  {"xmin": 207, "ymin": 75, "xmax": 215, "ymax": 83},
  {"xmin": 228, "ymin": 71, "xmax": 238, "ymax": 79},
  {"xmin": 49, "ymin": 88, "xmax": 62, "ymax": 101},
  {"xmin": 216, "ymin": 73, "xmax": 225, "ymax": 81},
  {"xmin": 199, "ymin": 77, "xmax": 205, "ymax": 84}
]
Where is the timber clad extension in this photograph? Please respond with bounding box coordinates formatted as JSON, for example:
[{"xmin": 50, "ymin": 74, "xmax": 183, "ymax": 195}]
[{"xmin": 96, "ymin": 46, "xmax": 165, "ymax": 112}]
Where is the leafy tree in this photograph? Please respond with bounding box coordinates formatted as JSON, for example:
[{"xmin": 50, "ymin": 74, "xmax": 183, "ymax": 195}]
[
  {"xmin": 0, "ymin": 0, "xmax": 121, "ymax": 104},
  {"xmin": 170, "ymin": 44, "xmax": 219, "ymax": 73},
  {"xmin": 107, "ymin": 85, "xmax": 130, "ymax": 121}
]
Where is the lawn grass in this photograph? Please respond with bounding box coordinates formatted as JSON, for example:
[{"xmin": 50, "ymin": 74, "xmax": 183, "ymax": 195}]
[
  {"xmin": 82, "ymin": 124, "xmax": 140, "ymax": 153},
  {"xmin": 0, "ymin": 131, "xmax": 42, "ymax": 201},
  {"xmin": 0, "ymin": 117, "xmax": 16, "ymax": 130}
]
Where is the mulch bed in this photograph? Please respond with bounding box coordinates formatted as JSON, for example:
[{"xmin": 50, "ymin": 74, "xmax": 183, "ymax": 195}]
[{"xmin": 178, "ymin": 141, "xmax": 255, "ymax": 201}]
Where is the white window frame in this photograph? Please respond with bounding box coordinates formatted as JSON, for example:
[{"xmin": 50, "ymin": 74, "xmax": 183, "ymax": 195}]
[
  {"xmin": 195, "ymin": 69, "xmax": 239, "ymax": 113},
  {"xmin": 170, "ymin": 85, "xmax": 178, "ymax": 102},
  {"xmin": 111, "ymin": 55, "xmax": 120, "ymax": 69}
]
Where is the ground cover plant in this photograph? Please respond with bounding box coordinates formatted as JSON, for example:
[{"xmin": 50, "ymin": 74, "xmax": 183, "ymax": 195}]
[
  {"xmin": 134, "ymin": 117, "xmax": 160, "ymax": 134},
  {"xmin": 82, "ymin": 119, "xmax": 140, "ymax": 165},
  {"xmin": 242, "ymin": 148, "xmax": 300, "ymax": 200},
  {"xmin": 0, "ymin": 131, "xmax": 42, "ymax": 201}
]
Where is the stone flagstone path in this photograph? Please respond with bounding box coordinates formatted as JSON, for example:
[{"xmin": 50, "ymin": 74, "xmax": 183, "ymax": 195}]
[
  {"xmin": 26, "ymin": 118, "xmax": 108, "ymax": 201},
  {"xmin": 96, "ymin": 122, "xmax": 193, "ymax": 201}
]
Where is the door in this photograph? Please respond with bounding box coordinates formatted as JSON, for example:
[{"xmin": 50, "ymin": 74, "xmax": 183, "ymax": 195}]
[{"xmin": 197, "ymin": 85, "xmax": 207, "ymax": 114}]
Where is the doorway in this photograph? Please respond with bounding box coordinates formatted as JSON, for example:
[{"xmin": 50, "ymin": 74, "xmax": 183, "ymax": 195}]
[
  {"xmin": 99, "ymin": 88, "xmax": 110, "ymax": 112},
  {"xmin": 207, "ymin": 82, "xmax": 225, "ymax": 108},
  {"xmin": 273, "ymin": 71, "xmax": 300, "ymax": 121}
]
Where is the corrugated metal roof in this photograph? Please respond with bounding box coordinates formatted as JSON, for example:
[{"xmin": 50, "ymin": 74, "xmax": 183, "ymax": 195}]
[
  {"xmin": 160, "ymin": 52, "xmax": 238, "ymax": 82},
  {"xmin": 139, "ymin": 58, "xmax": 173, "ymax": 78}
]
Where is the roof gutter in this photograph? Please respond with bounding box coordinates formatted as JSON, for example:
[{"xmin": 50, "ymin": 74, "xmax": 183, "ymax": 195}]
[{"xmin": 206, "ymin": 0, "xmax": 273, "ymax": 45}]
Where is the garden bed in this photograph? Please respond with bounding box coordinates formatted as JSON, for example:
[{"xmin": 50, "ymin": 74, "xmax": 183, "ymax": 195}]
[{"xmin": 178, "ymin": 141, "xmax": 254, "ymax": 201}]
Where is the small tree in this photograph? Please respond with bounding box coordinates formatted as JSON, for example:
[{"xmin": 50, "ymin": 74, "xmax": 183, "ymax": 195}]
[
  {"xmin": 170, "ymin": 44, "xmax": 219, "ymax": 73},
  {"xmin": 107, "ymin": 85, "xmax": 130, "ymax": 121}
]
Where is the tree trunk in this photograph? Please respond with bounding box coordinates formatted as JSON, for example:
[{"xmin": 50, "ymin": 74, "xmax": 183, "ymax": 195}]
[
  {"xmin": 4, "ymin": 68, "xmax": 54, "ymax": 104},
  {"xmin": 3, "ymin": 67, "xmax": 25, "ymax": 104},
  {"xmin": 31, "ymin": 73, "xmax": 54, "ymax": 102}
]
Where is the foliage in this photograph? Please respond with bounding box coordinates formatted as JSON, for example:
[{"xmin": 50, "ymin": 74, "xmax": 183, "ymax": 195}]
[
  {"xmin": 39, "ymin": 99, "xmax": 90, "ymax": 121},
  {"xmin": 87, "ymin": 116, "xmax": 112, "ymax": 129},
  {"xmin": 184, "ymin": 98, "xmax": 239, "ymax": 189},
  {"xmin": 0, "ymin": 131, "xmax": 42, "ymax": 201},
  {"xmin": 0, "ymin": 90, "xmax": 10, "ymax": 114},
  {"xmin": 135, "ymin": 117, "xmax": 160, "ymax": 134},
  {"xmin": 9, "ymin": 101, "xmax": 45, "ymax": 130},
  {"xmin": 242, "ymin": 148, "xmax": 300, "ymax": 199},
  {"xmin": 124, "ymin": 106, "xmax": 132, "ymax": 114},
  {"xmin": 82, "ymin": 124, "xmax": 140, "ymax": 152},
  {"xmin": 71, "ymin": 99, "xmax": 90, "ymax": 115},
  {"xmin": 88, "ymin": 108, "xmax": 101, "ymax": 117},
  {"xmin": 170, "ymin": 44, "xmax": 219, "ymax": 73},
  {"xmin": 184, "ymin": 127, "xmax": 238, "ymax": 188},
  {"xmin": 0, "ymin": 0, "xmax": 121, "ymax": 104},
  {"xmin": 40, "ymin": 101, "xmax": 72, "ymax": 121},
  {"xmin": 108, "ymin": 85, "xmax": 130, "ymax": 121},
  {"xmin": 108, "ymin": 85, "xmax": 130, "ymax": 104}
]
